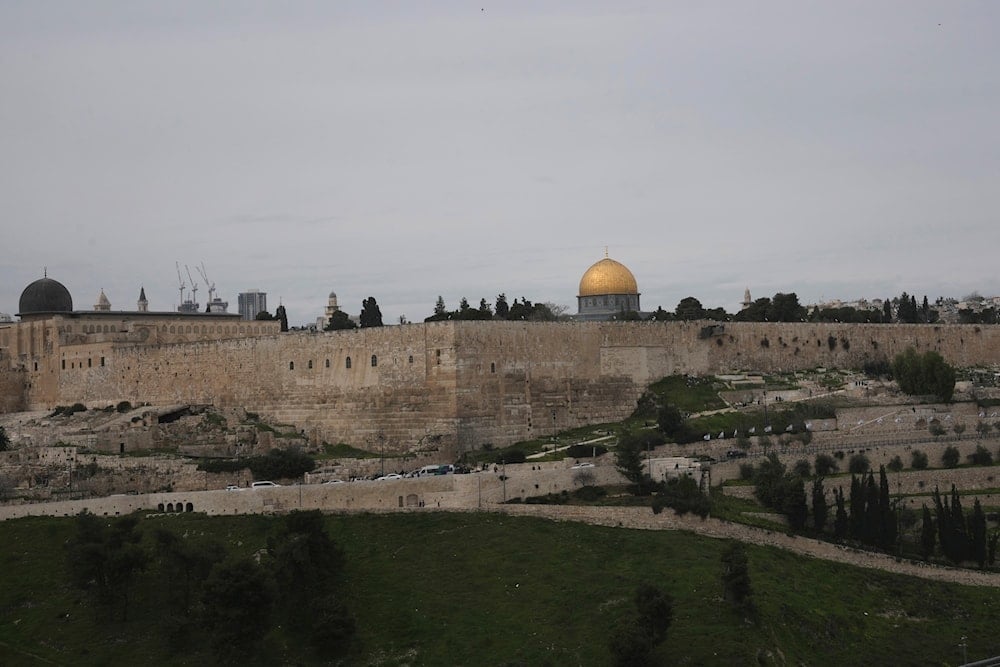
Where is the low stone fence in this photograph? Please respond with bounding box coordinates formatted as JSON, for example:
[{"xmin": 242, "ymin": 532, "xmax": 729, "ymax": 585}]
[{"xmin": 0, "ymin": 461, "xmax": 628, "ymax": 521}]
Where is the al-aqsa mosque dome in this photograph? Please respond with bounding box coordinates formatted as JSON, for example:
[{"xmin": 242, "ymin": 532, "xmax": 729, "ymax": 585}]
[
  {"xmin": 576, "ymin": 252, "xmax": 641, "ymax": 320},
  {"xmin": 18, "ymin": 275, "xmax": 73, "ymax": 316}
]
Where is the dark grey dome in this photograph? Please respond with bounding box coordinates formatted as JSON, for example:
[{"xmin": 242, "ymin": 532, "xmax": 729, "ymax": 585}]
[{"xmin": 18, "ymin": 277, "xmax": 73, "ymax": 314}]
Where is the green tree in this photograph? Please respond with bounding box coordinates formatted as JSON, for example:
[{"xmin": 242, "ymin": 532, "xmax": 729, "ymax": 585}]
[
  {"xmin": 920, "ymin": 504, "xmax": 936, "ymax": 560},
  {"xmin": 0, "ymin": 425, "xmax": 8, "ymax": 452},
  {"xmin": 652, "ymin": 475, "xmax": 710, "ymax": 518},
  {"xmin": 267, "ymin": 511, "xmax": 354, "ymax": 652},
  {"xmin": 878, "ymin": 466, "xmax": 897, "ymax": 550},
  {"xmin": 202, "ymin": 558, "xmax": 276, "ymax": 657},
  {"xmin": 66, "ymin": 513, "xmax": 148, "ymax": 621},
  {"xmin": 326, "ymin": 310, "xmax": 357, "ymax": 331},
  {"xmin": 150, "ymin": 527, "xmax": 225, "ymax": 617},
  {"xmin": 752, "ymin": 453, "xmax": 787, "ymax": 509},
  {"xmin": 848, "ymin": 453, "xmax": 870, "ymax": 475},
  {"xmin": 735, "ymin": 297, "xmax": 770, "ymax": 322},
  {"xmin": 971, "ymin": 498, "xmax": 988, "ymax": 568},
  {"xmin": 814, "ymin": 453, "xmax": 838, "ymax": 476},
  {"xmin": 494, "ymin": 293, "xmax": 509, "ymax": 319},
  {"xmin": 811, "ymin": 477, "xmax": 828, "ymax": 533},
  {"xmin": 720, "ymin": 541, "xmax": 755, "ymax": 620},
  {"xmin": 792, "ymin": 459, "xmax": 811, "ymax": 478},
  {"xmin": 275, "ymin": 305, "xmax": 289, "ymax": 332},
  {"xmin": 359, "ymin": 297, "xmax": 383, "ymax": 328},
  {"xmin": 781, "ymin": 474, "xmax": 809, "ymax": 531},
  {"xmin": 766, "ymin": 292, "xmax": 806, "ymax": 322},
  {"xmin": 969, "ymin": 445, "xmax": 993, "ymax": 466},
  {"xmin": 911, "ymin": 450, "xmax": 929, "ymax": 470},
  {"xmin": 887, "ymin": 455, "xmax": 903, "ymax": 472},
  {"xmin": 674, "ymin": 296, "xmax": 705, "ymax": 320},
  {"xmin": 892, "ymin": 348, "xmax": 956, "ymax": 401},
  {"xmin": 615, "ymin": 433, "xmax": 652, "ymax": 495},
  {"xmin": 941, "ymin": 446, "xmax": 960, "ymax": 468},
  {"xmin": 656, "ymin": 404, "xmax": 684, "ymax": 439},
  {"xmin": 833, "ymin": 487, "xmax": 848, "ymax": 540},
  {"xmin": 608, "ymin": 584, "xmax": 673, "ymax": 667}
]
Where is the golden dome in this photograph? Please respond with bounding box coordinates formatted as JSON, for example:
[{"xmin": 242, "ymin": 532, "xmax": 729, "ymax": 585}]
[{"xmin": 578, "ymin": 257, "xmax": 638, "ymax": 297}]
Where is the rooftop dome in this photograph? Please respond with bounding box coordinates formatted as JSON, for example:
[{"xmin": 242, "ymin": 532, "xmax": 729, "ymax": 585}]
[
  {"xmin": 18, "ymin": 277, "xmax": 73, "ymax": 315},
  {"xmin": 578, "ymin": 257, "xmax": 638, "ymax": 297}
]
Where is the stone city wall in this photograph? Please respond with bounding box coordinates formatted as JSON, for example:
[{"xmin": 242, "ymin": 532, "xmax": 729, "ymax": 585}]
[
  {"xmin": 7, "ymin": 320, "xmax": 1000, "ymax": 455},
  {"xmin": 0, "ymin": 358, "xmax": 26, "ymax": 413}
]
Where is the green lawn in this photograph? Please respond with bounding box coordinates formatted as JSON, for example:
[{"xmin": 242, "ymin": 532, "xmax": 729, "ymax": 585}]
[{"xmin": 1, "ymin": 511, "xmax": 998, "ymax": 665}]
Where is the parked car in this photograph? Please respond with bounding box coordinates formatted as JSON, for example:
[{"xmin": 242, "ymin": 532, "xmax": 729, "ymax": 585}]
[
  {"xmin": 376, "ymin": 474, "xmax": 403, "ymax": 481},
  {"xmin": 251, "ymin": 480, "xmax": 281, "ymax": 488},
  {"xmin": 571, "ymin": 462, "xmax": 595, "ymax": 469},
  {"xmin": 323, "ymin": 479, "xmax": 345, "ymax": 484},
  {"xmin": 726, "ymin": 450, "xmax": 748, "ymax": 459},
  {"xmin": 225, "ymin": 484, "xmax": 241, "ymax": 491}
]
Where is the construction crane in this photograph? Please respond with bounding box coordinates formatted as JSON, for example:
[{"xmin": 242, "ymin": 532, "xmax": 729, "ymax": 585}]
[
  {"xmin": 175, "ymin": 262, "xmax": 186, "ymax": 306},
  {"xmin": 197, "ymin": 262, "xmax": 216, "ymax": 303},
  {"xmin": 186, "ymin": 265, "xmax": 198, "ymax": 304}
]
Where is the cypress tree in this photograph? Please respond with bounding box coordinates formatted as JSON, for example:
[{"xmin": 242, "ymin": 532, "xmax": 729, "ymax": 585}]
[
  {"xmin": 863, "ymin": 472, "xmax": 879, "ymax": 546},
  {"xmin": 878, "ymin": 466, "xmax": 897, "ymax": 550},
  {"xmin": 920, "ymin": 505, "xmax": 935, "ymax": 561},
  {"xmin": 833, "ymin": 488, "xmax": 848, "ymax": 541},
  {"xmin": 848, "ymin": 476, "xmax": 864, "ymax": 541},
  {"xmin": 971, "ymin": 499, "xmax": 987, "ymax": 569},
  {"xmin": 811, "ymin": 477, "xmax": 828, "ymax": 533}
]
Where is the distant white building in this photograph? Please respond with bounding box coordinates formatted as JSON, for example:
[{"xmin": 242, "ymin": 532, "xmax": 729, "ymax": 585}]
[{"xmin": 0, "ymin": 312, "xmax": 12, "ymax": 323}]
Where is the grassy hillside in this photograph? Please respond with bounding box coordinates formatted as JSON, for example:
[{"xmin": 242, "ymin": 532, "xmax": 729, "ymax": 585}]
[{"xmin": 0, "ymin": 511, "xmax": 997, "ymax": 665}]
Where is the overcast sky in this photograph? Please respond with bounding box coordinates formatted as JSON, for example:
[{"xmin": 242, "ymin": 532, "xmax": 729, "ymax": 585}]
[{"xmin": 3, "ymin": 2, "xmax": 999, "ymax": 325}]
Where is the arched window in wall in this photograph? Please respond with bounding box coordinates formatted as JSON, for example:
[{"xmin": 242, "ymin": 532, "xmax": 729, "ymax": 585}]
[
  {"xmin": 325, "ymin": 359, "xmax": 330, "ymax": 368},
  {"xmin": 371, "ymin": 355, "xmax": 378, "ymax": 367},
  {"xmin": 289, "ymin": 361, "xmax": 295, "ymax": 370},
  {"xmin": 346, "ymin": 357, "xmax": 352, "ymax": 369},
  {"xmin": 308, "ymin": 360, "xmax": 313, "ymax": 369}
]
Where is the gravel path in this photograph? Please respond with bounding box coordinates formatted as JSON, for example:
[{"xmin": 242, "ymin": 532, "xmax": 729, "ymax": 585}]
[{"xmin": 491, "ymin": 504, "xmax": 1000, "ymax": 588}]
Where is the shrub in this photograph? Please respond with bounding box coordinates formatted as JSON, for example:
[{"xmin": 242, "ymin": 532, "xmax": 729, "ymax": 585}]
[
  {"xmin": 197, "ymin": 459, "xmax": 245, "ymax": 474},
  {"xmin": 887, "ymin": 456, "xmax": 904, "ymax": 473},
  {"xmin": 738, "ymin": 463, "xmax": 755, "ymax": 481},
  {"xmin": 941, "ymin": 446, "xmax": 960, "ymax": 468},
  {"xmin": 565, "ymin": 444, "xmax": 608, "ymax": 459},
  {"xmin": 115, "ymin": 401, "xmax": 132, "ymax": 413},
  {"xmin": 968, "ymin": 445, "xmax": 993, "ymax": 466},
  {"xmin": 573, "ymin": 485, "xmax": 607, "ymax": 502},
  {"xmin": 792, "ymin": 460, "xmax": 811, "ymax": 478},
  {"xmin": 652, "ymin": 475, "xmax": 710, "ymax": 518},
  {"xmin": 848, "ymin": 454, "xmax": 870, "ymax": 475},
  {"xmin": 496, "ymin": 449, "xmax": 526, "ymax": 465},
  {"xmin": 911, "ymin": 450, "xmax": 929, "ymax": 470},
  {"xmin": 814, "ymin": 454, "xmax": 838, "ymax": 476}
]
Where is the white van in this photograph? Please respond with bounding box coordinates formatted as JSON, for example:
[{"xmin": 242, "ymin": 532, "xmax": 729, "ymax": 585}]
[
  {"xmin": 251, "ymin": 480, "xmax": 280, "ymax": 488},
  {"xmin": 414, "ymin": 464, "xmax": 454, "ymax": 477}
]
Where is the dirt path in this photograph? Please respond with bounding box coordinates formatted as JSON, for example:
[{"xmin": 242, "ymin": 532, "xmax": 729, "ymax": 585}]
[{"xmin": 491, "ymin": 504, "xmax": 1000, "ymax": 588}]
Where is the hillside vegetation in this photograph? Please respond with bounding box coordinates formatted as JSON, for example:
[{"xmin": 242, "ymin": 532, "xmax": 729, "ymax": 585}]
[{"xmin": 1, "ymin": 512, "xmax": 997, "ymax": 666}]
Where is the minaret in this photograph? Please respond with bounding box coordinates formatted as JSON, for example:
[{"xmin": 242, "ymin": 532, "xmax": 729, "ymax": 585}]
[
  {"xmin": 94, "ymin": 289, "xmax": 111, "ymax": 311},
  {"xmin": 742, "ymin": 287, "xmax": 752, "ymax": 310},
  {"xmin": 137, "ymin": 287, "xmax": 148, "ymax": 312}
]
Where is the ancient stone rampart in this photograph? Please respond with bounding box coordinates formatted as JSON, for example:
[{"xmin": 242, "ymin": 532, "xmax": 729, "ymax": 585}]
[{"xmin": 6, "ymin": 320, "xmax": 1000, "ymax": 454}]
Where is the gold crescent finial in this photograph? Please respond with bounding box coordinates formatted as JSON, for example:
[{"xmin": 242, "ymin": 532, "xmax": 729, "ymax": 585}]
[{"xmin": 604, "ymin": 246, "xmax": 609, "ymax": 258}]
